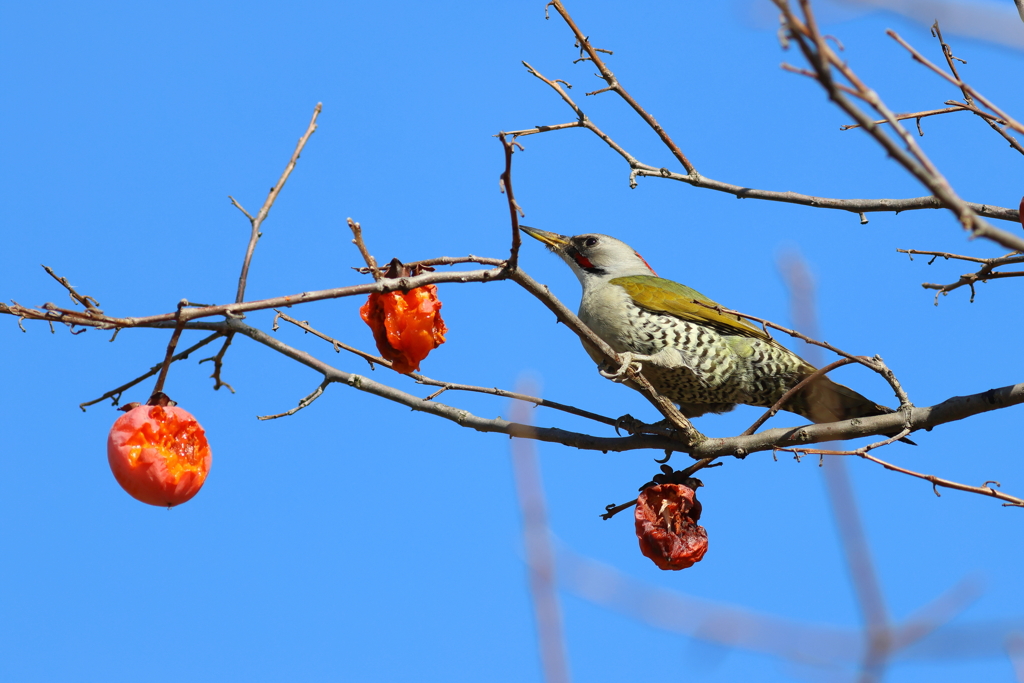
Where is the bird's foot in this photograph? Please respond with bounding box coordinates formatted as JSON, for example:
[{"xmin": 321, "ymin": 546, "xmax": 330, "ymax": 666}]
[
  {"xmin": 614, "ymin": 414, "xmax": 647, "ymax": 436},
  {"xmin": 599, "ymin": 352, "xmax": 653, "ymax": 381},
  {"xmin": 613, "ymin": 416, "xmax": 682, "ymax": 440}
]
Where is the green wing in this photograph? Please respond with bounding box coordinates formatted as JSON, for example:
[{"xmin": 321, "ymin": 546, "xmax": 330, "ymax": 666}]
[{"xmin": 610, "ymin": 275, "xmax": 772, "ymax": 341}]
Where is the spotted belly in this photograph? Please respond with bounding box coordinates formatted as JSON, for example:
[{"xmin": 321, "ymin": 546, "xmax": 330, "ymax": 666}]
[{"xmin": 604, "ymin": 306, "xmax": 807, "ymax": 418}]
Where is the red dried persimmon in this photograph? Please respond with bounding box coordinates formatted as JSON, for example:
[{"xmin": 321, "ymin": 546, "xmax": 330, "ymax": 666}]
[
  {"xmin": 107, "ymin": 404, "xmax": 212, "ymax": 507},
  {"xmin": 635, "ymin": 483, "xmax": 708, "ymax": 570}
]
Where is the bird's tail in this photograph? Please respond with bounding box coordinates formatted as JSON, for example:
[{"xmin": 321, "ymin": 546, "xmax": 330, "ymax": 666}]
[{"xmin": 786, "ymin": 375, "xmax": 915, "ymax": 444}]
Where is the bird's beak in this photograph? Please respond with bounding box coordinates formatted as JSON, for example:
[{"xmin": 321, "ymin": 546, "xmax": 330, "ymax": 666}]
[{"xmin": 520, "ymin": 225, "xmax": 570, "ymax": 251}]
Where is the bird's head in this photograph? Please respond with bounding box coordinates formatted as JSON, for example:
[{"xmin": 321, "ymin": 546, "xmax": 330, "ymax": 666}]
[{"xmin": 520, "ymin": 226, "xmax": 657, "ymax": 286}]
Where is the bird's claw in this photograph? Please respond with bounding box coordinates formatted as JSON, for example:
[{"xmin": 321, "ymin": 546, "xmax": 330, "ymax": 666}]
[
  {"xmin": 600, "ymin": 352, "xmax": 644, "ymax": 381},
  {"xmin": 614, "ymin": 413, "xmax": 642, "ymax": 436}
]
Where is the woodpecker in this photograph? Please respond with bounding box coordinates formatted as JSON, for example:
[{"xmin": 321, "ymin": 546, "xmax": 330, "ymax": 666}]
[{"xmin": 521, "ymin": 226, "xmax": 903, "ymax": 428}]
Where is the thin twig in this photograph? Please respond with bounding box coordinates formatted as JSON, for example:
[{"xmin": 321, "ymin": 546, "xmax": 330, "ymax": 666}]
[
  {"xmin": 858, "ymin": 447, "xmax": 1024, "ymax": 508},
  {"xmin": 923, "ymin": 271, "xmax": 1024, "ymax": 304},
  {"xmin": 354, "ymin": 255, "xmax": 507, "ymax": 275},
  {"xmin": 898, "ymin": 249, "xmax": 1024, "ymax": 304},
  {"xmin": 78, "ymin": 332, "xmax": 223, "ymax": 410},
  {"xmin": 199, "ymin": 334, "xmax": 236, "ymax": 392},
  {"xmin": 546, "ymin": 0, "xmax": 697, "ymax": 175},
  {"xmin": 257, "ymin": 379, "xmax": 329, "ymax": 420},
  {"xmin": 507, "ymin": 121, "xmax": 584, "ymax": 138},
  {"xmin": 347, "ymin": 218, "xmax": 380, "ymax": 280},
  {"xmin": 518, "ymin": 47, "xmax": 1018, "ymax": 224},
  {"xmin": 41, "ymin": 265, "xmax": 102, "ymax": 312},
  {"xmin": 224, "ymin": 315, "xmax": 692, "ymax": 454},
  {"xmin": 150, "ymin": 301, "xmax": 190, "ymax": 398},
  {"xmin": 773, "ymin": 2, "xmax": 1024, "ymax": 253},
  {"xmin": 497, "ymin": 133, "xmax": 524, "ymax": 270},
  {"xmin": 600, "ymin": 498, "xmax": 638, "ymax": 520},
  {"xmin": 929, "ymin": 23, "xmax": 1024, "ymax": 155},
  {"xmin": 897, "ymin": 249, "xmax": 1023, "ymax": 265},
  {"xmin": 839, "ymin": 106, "xmax": 979, "ymax": 132},
  {"xmin": 274, "ymin": 309, "xmax": 622, "ymax": 427},
  {"xmin": 888, "ymin": 29, "xmax": 1024, "ymax": 137},
  {"xmin": 782, "ymin": 63, "xmax": 865, "ymax": 99},
  {"xmin": 234, "ymin": 103, "xmax": 323, "ymax": 304},
  {"xmin": 521, "ymin": 61, "xmax": 643, "ymax": 171},
  {"xmin": 2, "ymin": 267, "xmax": 513, "ymax": 329}
]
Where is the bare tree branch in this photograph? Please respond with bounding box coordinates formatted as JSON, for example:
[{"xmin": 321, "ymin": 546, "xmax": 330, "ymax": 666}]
[
  {"xmin": 273, "ymin": 310, "xmax": 622, "ymax": 428},
  {"xmin": 257, "ymin": 379, "xmax": 330, "ymax": 420},
  {"xmin": 545, "ymin": 0, "xmax": 697, "ymax": 176},
  {"xmin": 225, "ymin": 316, "xmax": 686, "ymax": 454},
  {"xmin": 772, "ymin": 2, "xmax": 1024, "ymax": 253},
  {"xmin": 898, "ymin": 249, "xmax": 1024, "ymax": 304},
  {"xmin": 856, "ymin": 448, "xmax": 1024, "ymax": 508},
  {"xmin": 234, "ymin": 103, "xmax": 322, "ymax": 304},
  {"xmin": 888, "ymin": 29, "xmax": 1024, "ymax": 137},
  {"xmin": 927, "ymin": 24, "xmax": 1024, "ymax": 155},
  {"xmin": 11, "ymin": 248, "xmax": 1024, "ymax": 509},
  {"xmin": 498, "ymin": 133, "xmax": 525, "ymax": 270},
  {"xmin": 41, "ymin": 265, "xmax": 103, "ymax": 313},
  {"xmin": 1, "ymin": 267, "xmax": 509, "ymax": 330},
  {"xmin": 347, "ymin": 218, "xmax": 381, "ymax": 280},
  {"xmin": 7, "ymin": 36, "xmax": 1023, "ymax": 510},
  {"xmin": 687, "ymin": 383, "xmax": 1024, "ymax": 461},
  {"xmin": 78, "ymin": 332, "xmax": 224, "ymax": 410},
  {"xmin": 514, "ymin": 3, "xmax": 1021, "ymax": 227}
]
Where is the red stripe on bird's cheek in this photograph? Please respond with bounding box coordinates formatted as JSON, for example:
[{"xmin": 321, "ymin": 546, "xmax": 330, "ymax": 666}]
[
  {"xmin": 635, "ymin": 252, "xmax": 657, "ymax": 276},
  {"xmin": 572, "ymin": 252, "xmax": 595, "ymax": 270}
]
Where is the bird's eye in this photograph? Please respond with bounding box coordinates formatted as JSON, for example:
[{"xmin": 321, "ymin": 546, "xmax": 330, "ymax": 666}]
[{"xmin": 584, "ymin": 237, "xmax": 598, "ymax": 247}]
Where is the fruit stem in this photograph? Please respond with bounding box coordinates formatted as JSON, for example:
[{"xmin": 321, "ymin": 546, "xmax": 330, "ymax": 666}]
[{"xmin": 150, "ymin": 301, "xmax": 188, "ymax": 402}]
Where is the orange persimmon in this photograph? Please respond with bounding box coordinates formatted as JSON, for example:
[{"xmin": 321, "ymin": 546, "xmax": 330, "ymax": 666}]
[
  {"xmin": 107, "ymin": 404, "xmax": 212, "ymax": 507},
  {"xmin": 360, "ymin": 284, "xmax": 447, "ymax": 374}
]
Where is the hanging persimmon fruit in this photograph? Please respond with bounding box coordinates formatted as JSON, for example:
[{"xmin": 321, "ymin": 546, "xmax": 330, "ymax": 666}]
[
  {"xmin": 360, "ymin": 259, "xmax": 447, "ymax": 374},
  {"xmin": 107, "ymin": 395, "xmax": 212, "ymax": 507},
  {"xmin": 635, "ymin": 483, "xmax": 708, "ymax": 570}
]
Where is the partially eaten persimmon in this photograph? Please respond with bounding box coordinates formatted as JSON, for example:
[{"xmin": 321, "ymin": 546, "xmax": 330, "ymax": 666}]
[
  {"xmin": 360, "ymin": 284, "xmax": 447, "ymax": 374},
  {"xmin": 107, "ymin": 404, "xmax": 212, "ymax": 507},
  {"xmin": 635, "ymin": 483, "xmax": 708, "ymax": 570}
]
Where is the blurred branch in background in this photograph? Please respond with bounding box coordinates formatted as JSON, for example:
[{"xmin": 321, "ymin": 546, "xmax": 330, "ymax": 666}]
[
  {"xmin": 510, "ymin": 381, "xmax": 572, "ymax": 683},
  {"xmin": 826, "ymin": 0, "xmax": 1024, "ymax": 49},
  {"xmin": 1009, "ymin": 632, "xmax": 1024, "ymax": 682},
  {"xmin": 780, "ymin": 252, "xmax": 889, "ymax": 683},
  {"xmin": 745, "ymin": 1, "xmax": 1024, "ymax": 49},
  {"xmin": 556, "ymin": 545, "xmax": 1022, "ymax": 676}
]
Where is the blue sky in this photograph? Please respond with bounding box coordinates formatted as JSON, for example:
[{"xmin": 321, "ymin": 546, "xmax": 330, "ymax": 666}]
[{"xmin": 2, "ymin": 1, "xmax": 1023, "ymax": 681}]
